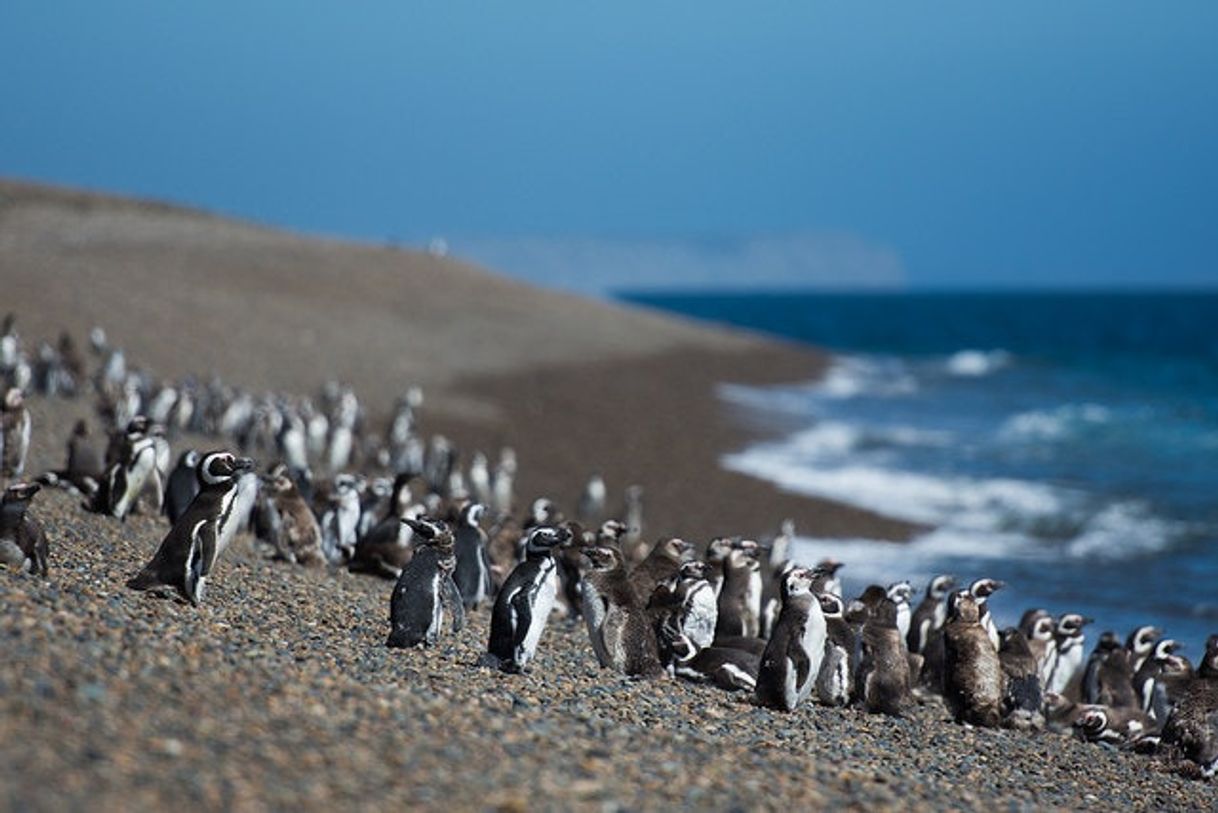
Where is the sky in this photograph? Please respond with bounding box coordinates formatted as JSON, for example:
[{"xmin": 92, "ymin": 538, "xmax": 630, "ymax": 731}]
[{"xmin": 2, "ymin": 2, "xmax": 1216, "ymax": 293}]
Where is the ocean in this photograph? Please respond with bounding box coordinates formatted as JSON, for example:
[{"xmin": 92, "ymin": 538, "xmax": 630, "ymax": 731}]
[{"xmin": 620, "ymin": 291, "xmax": 1218, "ymax": 650}]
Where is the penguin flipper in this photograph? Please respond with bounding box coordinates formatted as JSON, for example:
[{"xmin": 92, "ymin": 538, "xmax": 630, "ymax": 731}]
[
  {"xmin": 442, "ymin": 575, "xmax": 465, "ymax": 632},
  {"xmin": 509, "ymin": 587, "xmax": 535, "ymax": 666}
]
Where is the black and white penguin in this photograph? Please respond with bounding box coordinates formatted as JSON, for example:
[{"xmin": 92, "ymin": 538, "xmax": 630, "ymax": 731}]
[
  {"xmin": 0, "ymin": 482, "xmax": 48, "ymax": 577},
  {"xmin": 1019, "ymin": 609, "xmax": 1059, "ymax": 687},
  {"xmin": 998, "ymin": 627, "xmax": 1044, "ymax": 730},
  {"xmin": 1126, "ymin": 625, "xmax": 1161, "ymax": 674},
  {"xmin": 857, "ymin": 598, "xmax": 913, "ymax": 716},
  {"xmin": 262, "ymin": 466, "xmax": 325, "ymax": 565},
  {"xmin": 968, "ymin": 577, "xmax": 1004, "ymax": 650},
  {"xmin": 943, "ymin": 592, "xmax": 1004, "ymax": 727},
  {"xmin": 1161, "ymin": 635, "xmax": 1218, "ymax": 777},
  {"xmin": 580, "ymin": 545, "xmax": 664, "ymax": 678},
  {"xmin": 668, "ymin": 632, "xmax": 760, "ymax": 692},
  {"xmin": 1073, "ymin": 704, "xmax": 1156, "ymax": 748},
  {"xmin": 482, "ymin": 525, "xmax": 572, "ymax": 673},
  {"xmin": 673, "ymin": 560, "xmax": 718, "ymax": 652},
  {"xmin": 1046, "ymin": 612, "xmax": 1092, "ymax": 696},
  {"xmin": 319, "ymin": 473, "xmax": 362, "ymax": 565},
  {"xmin": 887, "ymin": 581, "xmax": 913, "ymax": 648},
  {"xmin": 453, "ymin": 502, "xmax": 492, "ymax": 609},
  {"xmin": 715, "ymin": 547, "xmax": 762, "ymax": 640},
  {"xmin": 164, "ymin": 449, "xmax": 202, "ymax": 524},
  {"xmin": 124, "ymin": 416, "xmax": 171, "ymax": 516},
  {"xmin": 92, "ymin": 420, "xmax": 162, "ymax": 521},
  {"xmin": 126, "ymin": 451, "xmax": 255, "ymax": 605},
  {"xmin": 386, "ymin": 517, "xmax": 464, "ymax": 648},
  {"xmin": 755, "ymin": 567, "xmax": 826, "ymax": 712},
  {"xmin": 815, "ymin": 593, "xmax": 855, "ymax": 707},
  {"xmin": 1, "ymin": 387, "xmax": 32, "ymax": 480},
  {"xmin": 1134, "ymin": 638, "xmax": 1186, "ymax": 722},
  {"xmin": 908, "ymin": 575, "xmax": 955, "ymax": 654}
]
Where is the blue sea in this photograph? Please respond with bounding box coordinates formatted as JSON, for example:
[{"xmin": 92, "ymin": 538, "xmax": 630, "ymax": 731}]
[{"xmin": 621, "ymin": 291, "xmax": 1218, "ymax": 650}]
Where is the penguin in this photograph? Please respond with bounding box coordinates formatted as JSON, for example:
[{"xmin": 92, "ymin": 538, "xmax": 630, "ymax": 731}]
[
  {"xmin": 908, "ymin": 575, "xmax": 955, "ymax": 654},
  {"xmin": 998, "ymin": 627, "xmax": 1044, "ymax": 730},
  {"xmin": 857, "ymin": 598, "xmax": 912, "ymax": 716},
  {"xmin": 754, "ymin": 567, "xmax": 826, "ymax": 712},
  {"xmin": 164, "ymin": 449, "xmax": 202, "ymax": 524},
  {"xmin": 481, "ymin": 525, "xmax": 572, "ymax": 673},
  {"xmin": 386, "ymin": 517, "xmax": 464, "ymax": 648},
  {"xmin": 490, "ymin": 447, "xmax": 516, "ymax": 516},
  {"xmin": 1161, "ymin": 635, "xmax": 1218, "ymax": 777},
  {"xmin": 262, "ymin": 466, "xmax": 325, "ymax": 565},
  {"xmin": 1074, "ymin": 704, "xmax": 1156, "ymax": 748},
  {"xmin": 621, "ymin": 485, "xmax": 646, "ymax": 565},
  {"xmin": 126, "ymin": 451, "xmax": 255, "ymax": 605},
  {"xmin": 350, "ymin": 501, "xmax": 423, "ymax": 579},
  {"xmin": 968, "ymin": 577, "xmax": 1004, "ymax": 650},
  {"xmin": 92, "ymin": 420, "xmax": 160, "ymax": 521},
  {"xmin": 1, "ymin": 387, "xmax": 32, "ymax": 480},
  {"xmin": 1046, "ymin": 613, "xmax": 1092, "ymax": 696},
  {"xmin": 128, "ymin": 416, "xmax": 171, "ymax": 515},
  {"xmin": 1081, "ymin": 632, "xmax": 1121, "ymax": 703},
  {"xmin": 319, "ymin": 474, "xmax": 362, "ymax": 565},
  {"xmin": 577, "ymin": 473, "xmax": 606, "ymax": 524},
  {"xmin": 39, "ymin": 419, "xmax": 102, "ymax": 496},
  {"xmin": 0, "ymin": 482, "xmax": 48, "ymax": 576},
  {"xmin": 628, "ymin": 536, "xmax": 693, "ymax": 605},
  {"xmin": 580, "ymin": 545, "xmax": 664, "ymax": 678},
  {"xmin": 1126, "ymin": 625, "xmax": 1161, "ymax": 674},
  {"xmin": 467, "ymin": 451, "xmax": 491, "ymax": 506},
  {"xmin": 815, "ymin": 593, "xmax": 855, "ymax": 707},
  {"xmin": 703, "ymin": 536, "xmax": 735, "ymax": 597},
  {"xmin": 942, "ymin": 592, "xmax": 1004, "ymax": 727},
  {"xmin": 357, "ymin": 476, "xmax": 393, "ymax": 541},
  {"xmin": 887, "ymin": 581, "xmax": 913, "ymax": 648},
  {"xmin": 453, "ymin": 502, "xmax": 492, "ymax": 610},
  {"xmin": 673, "ymin": 560, "xmax": 718, "ymax": 651},
  {"xmin": 714, "ymin": 547, "xmax": 762, "ymax": 640},
  {"xmin": 1134, "ymin": 638, "xmax": 1185, "ymax": 722},
  {"xmin": 669, "ymin": 634, "xmax": 760, "ymax": 692},
  {"xmin": 1019, "ymin": 609, "xmax": 1059, "ymax": 687}
]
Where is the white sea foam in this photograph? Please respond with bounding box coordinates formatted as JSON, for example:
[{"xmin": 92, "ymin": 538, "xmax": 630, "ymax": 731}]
[
  {"xmin": 946, "ymin": 349, "xmax": 1011, "ymax": 377},
  {"xmin": 815, "ymin": 356, "xmax": 918, "ymax": 400},
  {"xmin": 999, "ymin": 403, "xmax": 1112, "ymax": 441}
]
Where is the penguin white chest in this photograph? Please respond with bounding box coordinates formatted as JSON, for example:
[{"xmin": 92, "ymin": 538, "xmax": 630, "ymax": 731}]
[{"xmin": 518, "ymin": 563, "xmax": 557, "ymax": 664}]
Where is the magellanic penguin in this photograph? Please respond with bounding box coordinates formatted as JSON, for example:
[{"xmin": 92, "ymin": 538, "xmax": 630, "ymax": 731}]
[
  {"xmin": 453, "ymin": 502, "xmax": 492, "ymax": 610},
  {"xmin": 164, "ymin": 449, "xmax": 201, "ymax": 524},
  {"xmin": 1126, "ymin": 625, "xmax": 1161, "ymax": 675},
  {"xmin": 1046, "ymin": 612, "xmax": 1092, "ymax": 696},
  {"xmin": 262, "ymin": 466, "xmax": 325, "ymax": 566},
  {"xmin": 91, "ymin": 420, "xmax": 160, "ymax": 521},
  {"xmin": 1087, "ymin": 632, "xmax": 1139, "ymax": 710},
  {"xmin": 481, "ymin": 525, "xmax": 572, "ymax": 673},
  {"xmin": 319, "ymin": 473, "xmax": 362, "ymax": 565},
  {"xmin": 1161, "ymin": 635, "xmax": 1218, "ymax": 777},
  {"xmin": 580, "ymin": 545, "xmax": 664, "ymax": 678},
  {"xmin": 1019, "ymin": 609, "xmax": 1059, "ymax": 688},
  {"xmin": 666, "ymin": 627, "xmax": 760, "ymax": 692},
  {"xmin": 908, "ymin": 575, "xmax": 955, "ymax": 654},
  {"xmin": 968, "ymin": 577, "xmax": 1004, "ymax": 650},
  {"xmin": 942, "ymin": 592, "xmax": 1005, "ymax": 728},
  {"xmin": 998, "ymin": 627, "xmax": 1044, "ymax": 730},
  {"xmin": 126, "ymin": 451, "xmax": 255, "ymax": 605},
  {"xmin": 0, "ymin": 482, "xmax": 48, "ymax": 576},
  {"xmin": 1134, "ymin": 638, "xmax": 1187, "ymax": 723},
  {"xmin": 887, "ymin": 581, "xmax": 914, "ymax": 648},
  {"xmin": 755, "ymin": 567, "xmax": 827, "ymax": 712},
  {"xmin": 715, "ymin": 547, "xmax": 762, "ymax": 641},
  {"xmin": 386, "ymin": 517, "xmax": 465, "ymax": 648},
  {"xmin": 815, "ymin": 593, "xmax": 855, "ymax": 707},
  {"xmin": 1073, "ymin": 704, "xmax": 1156, "ymax": 748},
  {"xmin": 857, "ymin": 598, "xmax": 913, "ymax": 716},
  {"xmin": 1, "ymin": 387, "xmax": 32, "ymax": 480}
]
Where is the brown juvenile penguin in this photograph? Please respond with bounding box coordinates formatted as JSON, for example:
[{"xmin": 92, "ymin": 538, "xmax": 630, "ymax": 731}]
[
  {"xmin": 943, "ymin": 592, "xmax": 1004, "ymax": 727},
  {"xmin": 581, "ymin": 545, "xmax": 664, "ymax": 678},
  {"xmin": 857, "ymin": 597, "xmax": 913, "ymax": 715},
  {"xmin": 628, "ymin": 536, "xmax": 693, "ymax": 605},
  {"xmin": 1161, "ymin": 635, "xmax": 1218, "ymax": 777},
  {"xmin": 0, "ymin": 482, "xmax": 48, "ymax": 576},
  {"xmin": 715, "ymin": 547, "xmax": 762, "ymax": 640},
  {"xmin": 998, "ymin": 627, "xmax": 1044, "ymax": 730},
  {"xmin": 263, "ymin": 467, "xmax": 325, "ymax": 565}
]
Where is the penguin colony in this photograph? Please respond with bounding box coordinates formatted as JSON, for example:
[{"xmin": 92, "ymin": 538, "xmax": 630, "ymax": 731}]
[{"xmin": 3, "ymin": 312, "xmax": 1218, "ymax": 781}]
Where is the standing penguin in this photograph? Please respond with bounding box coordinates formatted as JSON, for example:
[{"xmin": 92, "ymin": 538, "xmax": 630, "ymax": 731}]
[
  {"xmin": 1020, "ymin": 609, "xmax": 1060, "ymax": 688},
  {"xmin": 386, "ymin": 517, "xmax": 464, "ymax": 648},
  {"xmin": 164, "ymin": 449, "xmax": 201, "ymax": 524},
  {"xmin": 319, "ymin": 474, "xmax": 362, "ymax": 565},
  {"xmin": 0, "ymin": 482, "xmax": 48, "ymax": 576},
  {"xmin": 482, "ymin": 525, "xmax": 572, "ymax": 673},
  {"xmin": 887, "ymin": 581, "xmax": 913, "ymax": 648},
  {"xmin": 1134, "ymin": 638, "xmax": 1186, "ymax": 723},
  {"xmin": 1162, "ymin": 635, "xmax": 1218, "ymax": 777},
  {"xmin": 943, "ymin": 592, "xmax": 1005, "ymax": 727},
  {"xmin": 126, "ymin": 452, "xmax": 255, "ymax": 605},
  {"xmin": 815, "ymin": 593, "xmax": 855, "ymax": 707},
  {"xmin": 580, "ymin": 545, "xmax": 664, "ymax": 678},
  {"xmin": 92, "ymin": 421, "xmax": 162, "ymax": 521},
  {"xmin": 755, "ymin": 567, "xmax": 827, "ymax": 712},
  {"xmin": 857, "ymin": 598, "xmax": 913, "ymax": 716},
  {"xmin": 453, "ymin": 502, "xmax": 492, "ymax": 610},
  {"xmin": 1046, "ymin": 613, "xmax": 1092, "ymax": 696},
  {"xmin": 262, "ymin": 467, "xmax": 325, "ymax": 565},
  {"xmin": 998, "ymin": 627, "xmax": 1044, "ymax": 730},
  {"xmin": 715, "ymin": 547, "xmax": 763, "ymax": 641},
  {"xmin": 1126, "ymin": 625, "xmax": 1161, "ymax": 674},
  {"xmin": 1, "ymin": 387, "xmax": 31, "ymax": 480},
  {"xmin": 908, "ymin": 575, "xmax": 955, "ymax": 654}
]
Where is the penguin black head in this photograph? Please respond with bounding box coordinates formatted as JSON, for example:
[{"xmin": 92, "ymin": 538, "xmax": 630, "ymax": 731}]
[
  {"xmin": 817, "ymin": 593, "xmax": 845, "ymax": 619},
  {"xmin": 1152, "ymin": 638, "xmax": 1182, "ymax": 662},
  {"xmin": 2, "ymin": 482, "xmax": 41, "ymax": 505},
  {"xmin": 1126, "ymin": 625, "xmax": 1160, "ymax": 656},
  {"xmin": 886, "ymin": 581, "xmax": 913, "ymax": 605},
  {"xmin": 999, "ymin": 627, "xmax": 1033, "ymax": 655},
  {"xmin": 815, "ymin": 557, "xmax": 845, "ymax": 576},
  {"xmin": 582, "ymin": 545, "xmax": 624, "ymax": 573},
  {"xmin": 197, "ymin": 451, "xmax": 255, "ymax": 488},
  {"xmin": 857, "ymin": 584, "xmax": 888, "ymax": 611},
  {"xmin": 523, "ymin": 525, "xmax": 571, "ymax": 556},
  {"xmin": 1073, "ymin": 707, "xmax": 1110, "ymax": 742},
  {"xmin": 969, "ymin": 577, "xmax": 1005, "ymax": 600},
  {"xmin": 1056, "ymin": 613, "xmax": 1092, "ymax": 639},
  {"xmin": 927, "ymin": 575, "xmax": 956, "ymax": 600},
  {"xmin": 459, "ymin": 502, "xmax": 487, "ymax": 528},
  {"xmin": 678, "ymin": 560, "xmax": 708, "ymax": 582},
  {"xmin": 780, "ymin": 567, "xmax": 815, "ymax": 601},
  {"xmin": 403, "ymin": 517, "xmax": 448, "ymax": 541}
]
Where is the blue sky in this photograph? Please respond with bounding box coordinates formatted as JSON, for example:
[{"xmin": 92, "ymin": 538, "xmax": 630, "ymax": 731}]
[{"xmin": 2, "ymin": 3, "xmax": 1216, "ymax": 292}]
